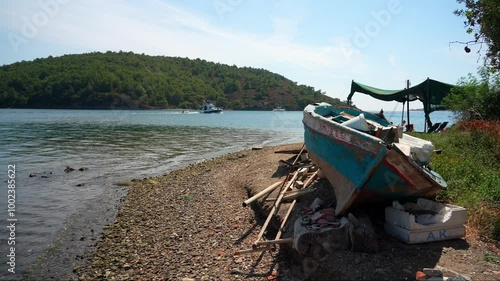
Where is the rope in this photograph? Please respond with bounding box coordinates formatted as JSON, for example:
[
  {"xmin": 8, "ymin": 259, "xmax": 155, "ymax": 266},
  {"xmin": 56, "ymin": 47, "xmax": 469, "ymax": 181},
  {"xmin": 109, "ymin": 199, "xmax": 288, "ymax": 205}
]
[{"xmin": 387, "ymin": 102, "xmax": 400, "ymax": 121}]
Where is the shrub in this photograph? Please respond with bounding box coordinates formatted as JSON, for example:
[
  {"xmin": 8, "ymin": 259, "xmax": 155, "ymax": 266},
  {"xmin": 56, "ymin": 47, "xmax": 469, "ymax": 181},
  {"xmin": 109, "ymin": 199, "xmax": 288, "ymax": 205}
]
[
  {"xmin": 413, "ymin": 123, "xmax": 500, "ymax": 242},
  {"xmin": 444, "ymin": 67, "xmax": 500, "ymax": 121}
]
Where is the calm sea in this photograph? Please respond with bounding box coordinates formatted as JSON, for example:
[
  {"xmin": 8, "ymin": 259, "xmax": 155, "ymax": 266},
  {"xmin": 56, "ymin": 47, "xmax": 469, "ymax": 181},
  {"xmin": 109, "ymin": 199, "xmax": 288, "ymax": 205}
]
[{"xmin": 0, "ymin": 108, "xmax": 454, "ymax": 279}]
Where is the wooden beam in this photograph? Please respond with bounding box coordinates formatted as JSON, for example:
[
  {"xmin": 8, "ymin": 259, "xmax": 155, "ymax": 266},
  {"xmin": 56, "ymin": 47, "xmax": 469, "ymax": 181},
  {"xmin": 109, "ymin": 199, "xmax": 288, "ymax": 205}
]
[
  {"xmin": 242, "ymin": 179, "xmax": 284, "ymax": 207},
  {"xmin": 255, "ymin": 238, "xmax": 293, "ymax": 246},
  {"xmin": 253, "ymin": 170, "xmax": 299, "ymax": 246},
  {"xmin": 234, "ymin": 246, "xmax": 271, "ymax": 255},
  {"xmin": 274, "ymin": 199, "xmax": 296, "ymax": 243},
  {"xmin": 265, "ymin": 187, "xmax": 316, "ymax": 202}
]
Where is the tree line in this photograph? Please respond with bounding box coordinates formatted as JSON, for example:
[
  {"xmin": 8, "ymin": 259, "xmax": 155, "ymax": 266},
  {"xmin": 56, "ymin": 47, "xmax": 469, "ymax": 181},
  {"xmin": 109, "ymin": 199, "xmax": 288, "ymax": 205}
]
[{"xmin": 0, "ymin": 51, "xmax": 346, "ymax": 110}]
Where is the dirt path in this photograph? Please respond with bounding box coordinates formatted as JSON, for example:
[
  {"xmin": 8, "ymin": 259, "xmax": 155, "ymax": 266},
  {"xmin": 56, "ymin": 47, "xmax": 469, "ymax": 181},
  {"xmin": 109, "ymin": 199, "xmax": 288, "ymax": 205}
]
[{"xmin": 77, "ymin": 143, "xmax": 499, "ymax": 280}]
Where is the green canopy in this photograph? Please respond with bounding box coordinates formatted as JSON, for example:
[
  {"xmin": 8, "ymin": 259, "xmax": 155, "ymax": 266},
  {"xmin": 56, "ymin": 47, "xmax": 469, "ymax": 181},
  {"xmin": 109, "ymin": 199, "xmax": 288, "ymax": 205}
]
[{"xmin": 347, "ymin": 78, "xmax": 455, "ymax": 129}]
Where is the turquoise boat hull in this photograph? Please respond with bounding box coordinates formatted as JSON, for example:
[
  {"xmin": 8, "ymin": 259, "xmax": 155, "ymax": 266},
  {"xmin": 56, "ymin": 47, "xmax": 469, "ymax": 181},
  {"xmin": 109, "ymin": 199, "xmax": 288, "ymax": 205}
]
[{"xmin": 303, "ymin": 103, "xmax": 447, "ymax": 215}]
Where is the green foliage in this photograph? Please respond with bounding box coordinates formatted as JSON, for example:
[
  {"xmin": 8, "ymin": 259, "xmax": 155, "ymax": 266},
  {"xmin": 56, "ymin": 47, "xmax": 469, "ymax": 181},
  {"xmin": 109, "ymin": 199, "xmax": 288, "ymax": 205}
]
[
  {"xmin": 443, "ymin": 67, "xmax": 500, "ymax": 120},
  {"xmin": 483, "ymin": 252, "xmax": 500, "ymax": 264},
  {"xmin": 454, "ymin": 0, "xmax": 500, "ymax": 71},
  {"xmin": 416, "ymin": 130, "xmax": 499, "ymax": 205},
  {"xmin": 0, "ymin": 51, "xmax": 346, "ymax": 110},
  {"xmin": 413, "ymin": 128, "xmax": 500, "ymax": 241}
]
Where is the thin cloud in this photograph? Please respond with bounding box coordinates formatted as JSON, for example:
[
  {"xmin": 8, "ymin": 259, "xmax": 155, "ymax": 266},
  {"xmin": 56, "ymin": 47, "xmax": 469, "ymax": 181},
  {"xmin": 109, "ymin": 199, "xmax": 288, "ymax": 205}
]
[
  {"xmin": 389, "ymin": 55, "xmax": 397, "ymax": 67},
  {"xmin": 2, "ymin": 0, "xmax": 368, "ymax": 75}
]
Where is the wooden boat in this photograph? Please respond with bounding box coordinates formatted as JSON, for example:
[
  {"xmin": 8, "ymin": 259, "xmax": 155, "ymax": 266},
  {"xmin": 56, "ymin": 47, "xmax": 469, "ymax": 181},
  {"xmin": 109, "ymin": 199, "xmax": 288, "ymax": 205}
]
[
  {"xmin": 303, "ymin": 102, "xmax": 447, "ymax": 215},
  {"xmin": 200, "ymin": 100, "xmax": 223, "ymax": 114}
]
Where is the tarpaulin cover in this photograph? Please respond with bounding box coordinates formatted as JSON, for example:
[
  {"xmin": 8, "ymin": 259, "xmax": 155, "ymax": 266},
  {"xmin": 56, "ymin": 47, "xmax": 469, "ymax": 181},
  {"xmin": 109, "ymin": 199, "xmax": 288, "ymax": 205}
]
[{"xmin": 347, "ymin": 78, "xmax": 455, "ymax": 128}]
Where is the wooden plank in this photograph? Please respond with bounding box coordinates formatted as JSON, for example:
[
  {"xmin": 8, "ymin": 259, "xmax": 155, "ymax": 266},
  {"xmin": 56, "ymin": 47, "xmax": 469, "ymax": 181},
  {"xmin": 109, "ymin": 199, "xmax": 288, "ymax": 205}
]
[
  {"xmin": 234, "ymin": 246, "xmax": 271, "ymax": 255},
  {"xmin": 255, "ymin": 238, "xmax": 293, "ymax": 246},
  {"xmin": 253, "ymin": 171, "xmax": 299, "ymax": 246},
  {"xmin": 302, "ymin": 171, "xmax": 318, "ymax": 188},
  {"xmin": 265, "ymin": 187, "xmax": 316, "ymax": 202},
  {"xmin": 274, "ymin": 149, "xmax": 308, "ymax": 154},
  {"xmin": 273, "ymin": 199, "xmax": 297, "ymax": 247},
  {"xmin": 242, "ymin": 179, "xmax": 285, "ymax": 207}
]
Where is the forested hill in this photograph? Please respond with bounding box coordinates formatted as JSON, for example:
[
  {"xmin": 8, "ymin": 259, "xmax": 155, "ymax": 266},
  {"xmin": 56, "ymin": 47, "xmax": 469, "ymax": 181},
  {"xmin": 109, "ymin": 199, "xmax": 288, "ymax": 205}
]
[{"xmin": 0, "ymin": 51, "xmax": 347, "ymax": 110}]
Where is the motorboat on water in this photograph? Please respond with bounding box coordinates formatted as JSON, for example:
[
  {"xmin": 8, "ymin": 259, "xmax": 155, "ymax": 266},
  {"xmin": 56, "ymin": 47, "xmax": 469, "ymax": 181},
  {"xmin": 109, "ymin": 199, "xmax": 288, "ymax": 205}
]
[{"xmin": 200, "ymin": 100, "xmax": 223, "ymax": 114}]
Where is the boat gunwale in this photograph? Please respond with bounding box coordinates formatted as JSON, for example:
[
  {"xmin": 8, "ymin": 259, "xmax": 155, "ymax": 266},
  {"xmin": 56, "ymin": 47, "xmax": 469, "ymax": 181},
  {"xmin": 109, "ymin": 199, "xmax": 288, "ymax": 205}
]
[
  {"xmin": 304, "ymin": 105, "xmax": 387, "ymax": 145},
  {"xmin": 303, "ymin": 110, "xmax": 384, "ymax": 155},
  {"xmin": 303, "ymin": 103, "xmax": 447, "ymax": 190}
]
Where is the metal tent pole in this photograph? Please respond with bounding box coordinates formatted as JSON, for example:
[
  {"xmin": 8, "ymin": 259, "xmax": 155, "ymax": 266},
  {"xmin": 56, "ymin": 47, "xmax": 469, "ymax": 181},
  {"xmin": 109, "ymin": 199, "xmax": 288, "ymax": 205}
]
[
  {"xmin": 406, "ymin": 80, "xmax": 410, "ymax": 131},
  {"xmin": 401, "ymin": 101, "xmax": 405, "ymax": 126},
  {"xmin": 407, "ymin": 94, "xmax": 410, "ymax": 130}
]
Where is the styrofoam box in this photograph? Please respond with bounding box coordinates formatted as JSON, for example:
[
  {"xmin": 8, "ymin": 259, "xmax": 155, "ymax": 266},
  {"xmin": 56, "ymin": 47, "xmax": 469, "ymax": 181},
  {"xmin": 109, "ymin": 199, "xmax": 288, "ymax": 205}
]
[
  {"xmin": 385, "ymin": 199, "xmax": 467, "ymax": 231},
  {"xmin": 385, "ymin": 223, "xmax": 466, "ymax": 244}
]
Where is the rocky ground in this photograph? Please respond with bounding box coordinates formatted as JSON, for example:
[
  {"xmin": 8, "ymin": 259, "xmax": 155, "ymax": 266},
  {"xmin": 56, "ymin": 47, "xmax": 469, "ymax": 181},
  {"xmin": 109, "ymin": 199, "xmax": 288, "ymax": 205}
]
[{"xmin": 76, "ymin": 143, "xmax": 499, "ymax": 280}]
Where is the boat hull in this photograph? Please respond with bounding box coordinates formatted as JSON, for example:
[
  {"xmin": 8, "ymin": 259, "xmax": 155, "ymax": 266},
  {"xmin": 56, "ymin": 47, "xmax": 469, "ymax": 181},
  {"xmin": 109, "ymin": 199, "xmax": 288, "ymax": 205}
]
[
  {"xmin": 201, "ymin": 109, "xmax": 223, "ymax": 114},
  {"xmin": 303, "ymin": 103, "xmax": 446, "ymax": 215}
]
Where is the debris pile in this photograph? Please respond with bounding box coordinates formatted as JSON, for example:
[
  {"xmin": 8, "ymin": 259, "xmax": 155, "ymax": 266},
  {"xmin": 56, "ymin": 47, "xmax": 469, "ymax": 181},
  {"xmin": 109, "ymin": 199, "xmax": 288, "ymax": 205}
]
[
  {"xmin": 416, "ymin": 266, "xmax": 472, "ymax": 281},
  {"xmin": 236, "ymin": 145, "xmax": 319, "ymax": 255},
  {"xmin": 236, "ymin": 143, "xmax": 473, "ymax": 280},
  {"xmin": 385, "ymin": 198, "xmax": 467, "ymax": 244},
  {"xmin": 293, "ymin": 198, "xmax": 378, "ymax": 258},
  {"xmin": 236, "ymin": 145, "xmax": 378, "ymax": 259}
]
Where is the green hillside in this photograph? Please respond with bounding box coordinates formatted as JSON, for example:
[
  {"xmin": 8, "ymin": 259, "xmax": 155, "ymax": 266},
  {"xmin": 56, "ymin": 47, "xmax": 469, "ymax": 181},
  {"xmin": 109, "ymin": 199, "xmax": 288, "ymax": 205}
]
[{"xmin": 0, "ymin": 51, "xmax": 347, "ymax": 110}]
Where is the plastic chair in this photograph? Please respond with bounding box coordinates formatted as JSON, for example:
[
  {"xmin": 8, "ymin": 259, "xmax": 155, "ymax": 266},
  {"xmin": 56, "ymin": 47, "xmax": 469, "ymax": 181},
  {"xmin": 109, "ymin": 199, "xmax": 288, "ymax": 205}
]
[
  {"xmin": 427, "ymin": 123, "xmax": 441, "ymax": 133},
  {"xmin": 436, "ymin": 122, "xmax": 449, "ymax": 132}
]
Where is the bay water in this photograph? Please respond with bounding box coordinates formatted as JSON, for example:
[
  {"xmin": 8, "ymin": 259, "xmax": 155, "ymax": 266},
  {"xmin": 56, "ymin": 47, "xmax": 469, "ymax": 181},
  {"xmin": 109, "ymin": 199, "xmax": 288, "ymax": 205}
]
[{"xmin": 0, "ymin": 108, "xmax": 454, "ymax": 279}]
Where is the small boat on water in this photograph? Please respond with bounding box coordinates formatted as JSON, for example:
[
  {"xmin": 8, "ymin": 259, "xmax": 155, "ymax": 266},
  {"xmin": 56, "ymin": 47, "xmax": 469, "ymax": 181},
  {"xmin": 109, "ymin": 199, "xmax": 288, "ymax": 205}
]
[
  {"xmin": 273, "ymin": 106, "xmax": 285, "ymax": 111},
  {"xmin": 303, "ymin": 102, "xmax": 447, "ymax": 215},
  {"xmin": 200, "ymin": 100, "xmax": 223, "ymax": 114}
]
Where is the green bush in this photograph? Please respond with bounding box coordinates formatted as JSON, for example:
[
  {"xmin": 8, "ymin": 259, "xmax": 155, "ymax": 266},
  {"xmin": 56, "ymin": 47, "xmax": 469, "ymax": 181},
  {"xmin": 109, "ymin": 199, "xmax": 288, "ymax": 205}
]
[
  {"xmin": 444, "ymin": 67, "xmax": 500, "ymax": 121},
  {"xmin": 413, "ymin": 127, "xmax": 499, "ymax": 241}
]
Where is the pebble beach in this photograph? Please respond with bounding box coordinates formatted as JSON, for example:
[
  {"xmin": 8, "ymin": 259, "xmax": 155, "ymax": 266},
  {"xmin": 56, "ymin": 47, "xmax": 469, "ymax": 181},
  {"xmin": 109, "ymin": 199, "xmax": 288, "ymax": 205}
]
[{"xmin": 73, "ymin": 143, "xmax": 499, "ymax": 281}]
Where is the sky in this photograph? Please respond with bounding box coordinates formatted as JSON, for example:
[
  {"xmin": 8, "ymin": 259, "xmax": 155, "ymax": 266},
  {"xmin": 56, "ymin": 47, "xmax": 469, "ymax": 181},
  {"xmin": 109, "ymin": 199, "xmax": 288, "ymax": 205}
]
[{"xmin": 0, "ymin": 0, "xmax": 484, "ymax": 111}]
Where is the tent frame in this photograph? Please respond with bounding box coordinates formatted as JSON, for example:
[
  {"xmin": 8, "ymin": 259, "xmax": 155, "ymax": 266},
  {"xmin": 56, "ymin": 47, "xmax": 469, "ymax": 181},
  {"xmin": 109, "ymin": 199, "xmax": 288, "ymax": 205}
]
[{"xmin": 347, "ymin": 78, "xmax": 455, "ymax": 132}]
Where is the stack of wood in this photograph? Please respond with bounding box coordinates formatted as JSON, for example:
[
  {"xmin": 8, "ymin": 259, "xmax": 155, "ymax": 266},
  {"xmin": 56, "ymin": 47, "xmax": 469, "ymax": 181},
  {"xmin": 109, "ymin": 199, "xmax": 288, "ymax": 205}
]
[
  {"xmin": 235, "ymin": 145, "xmax": 378, "ymax": 257},
  {"xmin": 236, "ymin": 145, "xmax": 319, "ymax": 255}
]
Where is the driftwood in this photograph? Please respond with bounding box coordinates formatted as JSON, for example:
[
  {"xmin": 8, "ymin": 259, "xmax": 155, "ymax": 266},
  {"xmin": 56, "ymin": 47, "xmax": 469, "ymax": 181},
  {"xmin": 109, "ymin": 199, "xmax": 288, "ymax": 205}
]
[
  {"xmin": 256, "ymin": 169, "xmax": 314, "ymax": 248},
  {"xmin": 255, "ymin": 238, "xmax": 293, "ymax": 246},
  {"xmin": 273, "ymin": 199, "xmax": 297, "ymax": 247},
  {"xmin": 242, "ymin": 179, "xmax": 285, "ymax": 207},
  {"xmin": 278, "ymin": 159, "xmax": 312, "ymax": 169},
  {"xmin": 265, "ymin": 188, "xmax": 316, "ymax": 202},
  {"xmin": 251, "ymin": 145, "xmax": 306, "ymax": 247},
  {"xmin": 302, "ymin": 171, "xmax": 318, "ymax": 188},
  {"xmin": 253, "ymin": 170, "xmax": 299, "ymax": 246},
  {"xmin": 237, "ymin": 144, "xmax": 308, "ymax": 255},
  {"xmin": 234, "ymin": 245, "xmax": 271, "ymax": 255},
  {"xmin": 274, "ymin": 149, "xmax": 308, "ymax": 154},
  {"xmin": 235, "ymin": 239, "xmax": 292, "ymax": 255},
  {"xmin": 264, "ymin": 171, "xmax": 318, "ymax": 201}
]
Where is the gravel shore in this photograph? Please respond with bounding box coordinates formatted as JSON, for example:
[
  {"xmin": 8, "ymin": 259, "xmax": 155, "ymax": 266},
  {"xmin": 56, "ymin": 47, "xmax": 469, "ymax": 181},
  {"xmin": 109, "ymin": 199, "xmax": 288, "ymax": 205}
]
[{"xmin": 76, "ymin": 143, "xmax": 499, "ymax": 281}]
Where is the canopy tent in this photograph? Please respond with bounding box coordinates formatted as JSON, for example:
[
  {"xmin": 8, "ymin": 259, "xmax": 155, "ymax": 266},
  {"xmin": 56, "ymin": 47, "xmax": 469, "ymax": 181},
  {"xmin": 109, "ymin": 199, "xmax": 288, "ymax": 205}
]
[{"xmin": 347, "ymin": 78, "xmax": 455, "ymax": 130}]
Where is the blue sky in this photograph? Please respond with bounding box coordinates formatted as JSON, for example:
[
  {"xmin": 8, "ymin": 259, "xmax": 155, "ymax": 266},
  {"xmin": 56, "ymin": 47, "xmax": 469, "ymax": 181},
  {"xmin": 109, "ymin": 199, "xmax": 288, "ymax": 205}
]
[{"xmin": 0, "ymin": 0, "xmax": 483, "ymax": 110}]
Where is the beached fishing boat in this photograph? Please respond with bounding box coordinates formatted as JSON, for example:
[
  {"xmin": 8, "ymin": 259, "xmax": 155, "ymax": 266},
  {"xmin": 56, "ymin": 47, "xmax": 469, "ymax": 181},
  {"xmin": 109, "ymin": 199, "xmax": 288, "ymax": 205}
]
[
  {"xmin": 303, "ymin": 102, "xmax": 447, "ymax": 215},
  {"xmin": 200, "ymin": 100, "xmax": 223, "ymax": 114}
]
